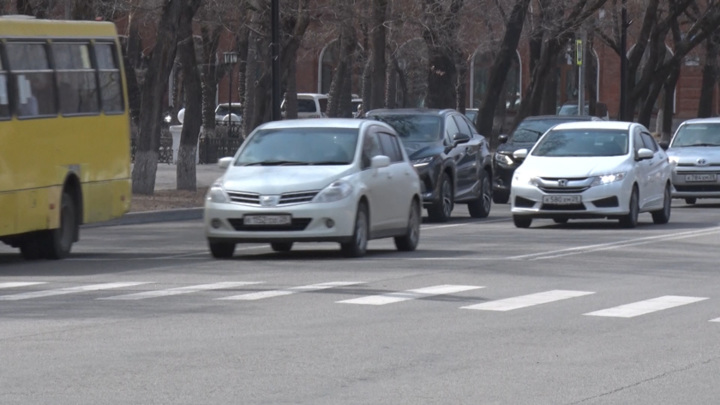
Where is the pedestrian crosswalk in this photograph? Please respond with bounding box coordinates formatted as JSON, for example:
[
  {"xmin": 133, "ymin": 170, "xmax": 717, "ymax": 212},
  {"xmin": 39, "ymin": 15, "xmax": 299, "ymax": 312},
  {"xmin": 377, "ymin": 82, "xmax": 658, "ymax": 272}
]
[{"xmin": 1, "ymin": 280, "xmax": 719, "ymax": 322}]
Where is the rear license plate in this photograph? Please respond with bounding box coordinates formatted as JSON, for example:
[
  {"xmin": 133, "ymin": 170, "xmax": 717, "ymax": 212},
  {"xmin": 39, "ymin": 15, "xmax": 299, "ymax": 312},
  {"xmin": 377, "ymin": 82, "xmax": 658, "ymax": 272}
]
[
  {"xmin": 685, "ymin": 173, "xmax": 717, "ymax": 182},
  {"xmin": 243, "ymin": 215, "xmax": 292, "ymax": 225},
  {"xmin": 542, "ymin": 195, "xmax": 582, "ymax": 205}
]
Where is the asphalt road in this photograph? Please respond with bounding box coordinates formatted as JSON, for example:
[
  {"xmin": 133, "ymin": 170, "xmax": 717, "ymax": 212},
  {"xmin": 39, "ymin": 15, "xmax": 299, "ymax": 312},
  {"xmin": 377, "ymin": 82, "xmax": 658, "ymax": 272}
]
[{"xmin": 1, "ymin": 201, "xmax": 720, "ymax": 404}]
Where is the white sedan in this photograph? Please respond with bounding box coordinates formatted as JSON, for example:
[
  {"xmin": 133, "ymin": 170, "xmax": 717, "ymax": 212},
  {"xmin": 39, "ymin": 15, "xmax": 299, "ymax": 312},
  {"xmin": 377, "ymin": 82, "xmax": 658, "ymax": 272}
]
[
  {"xmin": 204, "ymin": 118, "xmax": 422, "ymax": 258},
  {"xmin": 510, "ymin": 121, "xmax": 672, "ymax": 228}
]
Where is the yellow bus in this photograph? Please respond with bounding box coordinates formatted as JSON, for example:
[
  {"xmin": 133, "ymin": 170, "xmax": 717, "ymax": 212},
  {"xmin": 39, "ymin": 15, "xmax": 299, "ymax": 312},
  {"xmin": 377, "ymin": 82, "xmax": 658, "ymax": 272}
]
[{"xmin": 0, "ymin": 16, "xmax": 131, "ymax": 259}]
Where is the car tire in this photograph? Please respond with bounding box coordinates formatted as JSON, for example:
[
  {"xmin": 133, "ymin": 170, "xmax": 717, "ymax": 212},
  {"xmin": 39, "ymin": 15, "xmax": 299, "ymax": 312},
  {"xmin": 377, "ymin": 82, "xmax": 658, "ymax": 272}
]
[
  {"xmin": 685, "ymin": 197, "xmax": 696, "ymax": 205},
  {"xmin": 553, "ymin": 218, "xmax": 569, "ymax": 224},
  {"xmin": 427, "ymin": 172, "xmax": 453, "ymax": 222},
  {"xmin": 492, "ymin": 190, "xmax": 509, "ymax": 204},
  {"xmin": 513, "ymin": 215, "xmax": 532, "ymax": 228},
  {"xmin": 209, "ymin": 241, "xmax": 236, "ymax": 259},
  {"xmin": 651, "ymin": 184, "xmax": 672, "ymax": 225},
  {"xmin": 42, "ymin": 190, "xmax": 78, "ymax": 259},
  {"xmin": 341, "ymin": 201, "xmax": 369, "ymax": 258},
  {"xmin": 394, "ymin": 199, "xmax": 421, "ymax": 252},
  {"xmin": 270, "ymin": 242, "xmax": 293, "ymax": 252},
  {"xmin": 468, "ymin": 171, "xmax": 492, "ymax": 218},
  {"xmin": 619, "ymin": 186, "xmax": 639, "ymax": 228}
]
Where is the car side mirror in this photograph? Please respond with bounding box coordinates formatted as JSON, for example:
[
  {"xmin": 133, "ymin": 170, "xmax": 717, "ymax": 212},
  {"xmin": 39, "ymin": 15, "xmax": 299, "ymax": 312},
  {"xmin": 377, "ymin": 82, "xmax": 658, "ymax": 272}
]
[
  {"xmin": 218, "ymin": 157, "xmax": 234, "ymax": 169},
  {"xmin": 498, "ymin": 134, "xmax": 509, "ymax": 144},
  {"xmin": 513, "ymin": 148, "xmax": 528, "ymax": 161},
  {"xmin": 452, "ymin": 132, "xmax": 471, "ymax": 147},
  {"xmin": 636, "ymin": 148, "xmax": 654, "ymax": 160},
  {"xmin": 370, "ymin": 155, "xmax": 390, "ymax": 169}
]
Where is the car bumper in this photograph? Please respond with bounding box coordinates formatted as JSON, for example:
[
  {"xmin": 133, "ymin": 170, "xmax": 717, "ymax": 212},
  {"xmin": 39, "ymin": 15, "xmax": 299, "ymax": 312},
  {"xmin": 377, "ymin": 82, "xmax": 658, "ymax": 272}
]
[
  {"xmin": 510, "ymin": 181, "xmax": 631, "ymax": 218},
  {"xmin": 492, "ymin": 164, "xmax": 517, "ymax": 194},
  {"xmin": 204, "ymin": 199, "xmax": 357, "ymax": 244},
  {"xmin": 670, "ymin": 169, "xmax": 720, "ymax": 199}
]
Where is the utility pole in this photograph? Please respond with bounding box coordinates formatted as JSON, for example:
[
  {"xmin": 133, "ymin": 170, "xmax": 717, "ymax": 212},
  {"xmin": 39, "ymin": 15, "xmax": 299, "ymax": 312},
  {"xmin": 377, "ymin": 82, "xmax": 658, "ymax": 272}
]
[{"xmin": 576, "ymin": 30, "xmax": 586, "ymax": 115}]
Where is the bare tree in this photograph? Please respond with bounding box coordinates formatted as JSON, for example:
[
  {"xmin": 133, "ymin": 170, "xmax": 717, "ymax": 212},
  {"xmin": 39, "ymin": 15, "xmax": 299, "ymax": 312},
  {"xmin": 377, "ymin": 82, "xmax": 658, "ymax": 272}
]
[
  {"xmin": 697, "ymin": 30, "xmax": 719, "ymax": 118},
  {"xmin": 421, "ymin": 0, "xmax": 464, "ymax": 109}
]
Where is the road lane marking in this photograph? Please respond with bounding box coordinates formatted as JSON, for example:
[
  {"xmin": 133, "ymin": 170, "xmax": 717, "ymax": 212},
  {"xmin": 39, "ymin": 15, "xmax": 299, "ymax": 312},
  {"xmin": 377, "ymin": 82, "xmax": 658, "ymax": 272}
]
[
  {"xmin": 338, "ymin": 284, "xmax": 483, "ymax": 305},
  {"xmin": 100, "ymin": 281, "xmax": 262, "ymax": 300},
  {"xmin": 710, "ymin": 318, "xmax": 720, "ymax": 323},
  {"xmin": 0, "ymin": 282, "xmax": 150, "ymax": 301},
  {"xmin": 584, "ymin": 296, "xmax": 708, "ymax": 318},
  {"xmin": 217, "ymin": 281, "xmax": 363, "ymax": 301},
  {"xmin": 461, "ymin": 290, "xmax": 595, "ymax": 311},
  {"xmin": 0, "ymin": 282, "xmax": 46, "ymax": 289}
]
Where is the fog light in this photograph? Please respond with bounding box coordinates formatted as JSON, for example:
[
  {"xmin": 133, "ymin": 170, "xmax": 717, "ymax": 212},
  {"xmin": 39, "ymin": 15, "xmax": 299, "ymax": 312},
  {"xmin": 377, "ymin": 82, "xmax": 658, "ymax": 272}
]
[
  {"xmin": 211, "ymin": 218, "xmax": 223, "ymax": 229},
  {"xmin": 325, "ymin": 219, "xmax": 335, "ymax": 228}
]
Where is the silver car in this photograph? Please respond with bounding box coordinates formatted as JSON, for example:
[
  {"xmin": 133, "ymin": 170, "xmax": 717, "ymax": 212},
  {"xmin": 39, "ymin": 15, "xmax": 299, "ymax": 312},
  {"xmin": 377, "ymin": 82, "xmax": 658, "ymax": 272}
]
[
  {"xmin": 665, "ymin": 117, "xmax": 720, "ymax": 204},
  {"xmin": 510, "ymin": 121, "xmax": 672, "ymax": 228},
  {"xmin": 204, "ymin": 119, "xmax": 422, "ymax": 258}
]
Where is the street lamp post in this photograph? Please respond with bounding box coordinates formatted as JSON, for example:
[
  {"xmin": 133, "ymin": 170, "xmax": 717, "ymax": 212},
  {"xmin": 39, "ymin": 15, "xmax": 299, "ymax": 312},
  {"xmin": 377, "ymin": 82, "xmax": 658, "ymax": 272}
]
[{"xmin": 224, "ymin": 51, "xmax": 238, "ymax": 136}]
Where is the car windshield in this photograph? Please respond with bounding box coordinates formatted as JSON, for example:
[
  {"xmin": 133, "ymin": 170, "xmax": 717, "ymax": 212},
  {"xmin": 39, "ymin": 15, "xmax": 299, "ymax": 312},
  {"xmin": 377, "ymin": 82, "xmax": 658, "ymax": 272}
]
[
  {"xmin": 216, "ymin": 106, "xmax": 242, "ymax": 116},
  {"xmin": 532, "ymin": 129, "xmax": 629, "ymax": 157},
  {"xmin": 235, "ymin": 128, "xmax": 358, "ymax": 166},
  {"xmin": 512, "ymin": 119, "xmax": 575, "ymax": 143},
  {"xmin": 670, "ymin": 123, "xmax": 720, "ymax": 147},
  {"xmin": 370, "ymin": 115, "xmax": 442, "ymax": 142}
]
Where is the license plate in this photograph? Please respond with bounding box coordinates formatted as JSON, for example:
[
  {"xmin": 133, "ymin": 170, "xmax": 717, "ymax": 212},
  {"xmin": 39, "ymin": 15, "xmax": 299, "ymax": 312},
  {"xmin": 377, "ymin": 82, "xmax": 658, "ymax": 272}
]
[
  {"xmin": 542, "ymin": 195, "xmax": 582, "ymax": 205},
  {"xmin": 243, "ymin": 215, "xmax": 292, "ymax": 225},
  {"xmin": 685, "ymin": 173, "xmax": 717, "ymax": 182}
]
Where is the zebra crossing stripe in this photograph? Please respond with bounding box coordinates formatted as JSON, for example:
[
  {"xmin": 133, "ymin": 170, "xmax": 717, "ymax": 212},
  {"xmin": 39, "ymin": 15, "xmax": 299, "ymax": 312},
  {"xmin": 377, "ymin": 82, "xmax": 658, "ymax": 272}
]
[
  {"xmin": 710, "ymin": 318, "xmax": 720, "ymax": 323},
  {"xmin": 0, "ymin": 282, "xmax": 46, "ymax": 289},
  {"xmin": 0, "ymin": 282, "xmax": 150, "ymax": 301},
  {"xmin": 338, "ymin": 284, "xmax": 483, "ymax": 305},
  {"xmin": 461, "ymin": 290, "xmax": 595, "ymax": 311},
  {"xmin": 100, "ymin": 281, "xmax": 262, "ymax": 300},
  {"xmin": 584, "ymin": 295, "xmax": 708, "ymax": 318},
  {"xmin": 217, "ymin": 281, "xmax": 362, "ymax": 301}
]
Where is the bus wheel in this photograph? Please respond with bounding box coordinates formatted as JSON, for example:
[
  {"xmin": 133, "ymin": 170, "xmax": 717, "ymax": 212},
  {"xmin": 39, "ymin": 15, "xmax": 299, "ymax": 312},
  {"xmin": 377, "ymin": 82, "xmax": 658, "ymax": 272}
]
[{"xmin": 43, "ymin": 191, "xmax": 77, "ymax": 259}]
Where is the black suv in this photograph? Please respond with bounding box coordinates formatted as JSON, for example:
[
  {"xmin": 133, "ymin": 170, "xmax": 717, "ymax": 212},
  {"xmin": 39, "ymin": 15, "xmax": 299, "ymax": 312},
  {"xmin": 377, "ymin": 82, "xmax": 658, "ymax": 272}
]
[
  {"xmin": 366, "ymin": 108, "xmax": 492, "ymax": 222},
  {"xmin": 492, "ymin": 115, "xmax": 602, "ymax": 204}
]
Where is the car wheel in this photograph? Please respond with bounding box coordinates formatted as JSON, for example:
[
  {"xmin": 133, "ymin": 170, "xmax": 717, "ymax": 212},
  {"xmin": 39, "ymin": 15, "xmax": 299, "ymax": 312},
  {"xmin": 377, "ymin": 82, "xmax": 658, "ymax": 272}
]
[
  {"xmin": 619, "ymin": 186, "xmax": 639, "ymax": 228},
  {"xmin": 513, "ymin": 215, "xmax": 532, "ymax": 228},
  {"xmin": 42, "ymin": 191, "xmax": 77, "ymax": 259},
  {"xmin": 553, "ymin": 218, "xmax": 569, "ymax": 224},
  {"xmin": 270, "ymin": 242, "xmax": 293, "ymax": 252},
  {"xmin": 651, "ymin": 184, "xmax": 672, "ymax": 225},
  {"xmin": 427, "ymin": 172, "xmax": 453, "ymax": 222},
  {"xmin": 209, "ymin": 241, "xmax": 235, "ymax": 259},
  {"xmin": 394, "ymin": 199, "xmax": 421, "ymax": 251},
  {"xmin": 685, "ymin": 197, "xmax": 696, "ymax": 205},
  {"xmin": 492, "ymin": 190, "xmax": 509, "ymax": 204},
  {"xmin": 468, "ymin": 171, "xmax": 492, "ymax": 218},
  {"xmin": 341, "ymin": 201, "xmax": 369, "ymax": 258}
]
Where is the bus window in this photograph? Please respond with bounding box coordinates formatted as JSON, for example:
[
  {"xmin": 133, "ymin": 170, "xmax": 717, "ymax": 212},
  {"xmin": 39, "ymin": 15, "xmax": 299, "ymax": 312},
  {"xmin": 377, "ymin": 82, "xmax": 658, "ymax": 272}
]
[
  {"xmin": 53, "ymin": 42, "xmax": 99, "ymax": 115},
  {"xmin": 0, "ymin": 58, "xmax": 9, "ymax": 118},
  {"xmin": 94, "ymin": 42, "xmax": 124, "ymax": 113},
  {"xmin": 5, "ymin": 42, "xmax": 57, "ymax": 118}
]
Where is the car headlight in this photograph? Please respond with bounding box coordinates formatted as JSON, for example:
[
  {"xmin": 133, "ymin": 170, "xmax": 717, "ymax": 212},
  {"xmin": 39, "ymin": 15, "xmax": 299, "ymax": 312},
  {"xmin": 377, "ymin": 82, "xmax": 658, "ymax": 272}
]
[
  {"xmin": 412, "ymin": 156, "xmax": 435, "ymax": 168},
  {"xmin": 513, "ymin": 172, "xmax": 540, "ymax": 187},
  {"xmin": 590, "ymin": 172, "xmax": 626, "ymax": 187},
  {"xmin": 206, "ymin": 181, "xmax": 229, "ymax": 203},
  {"xmin": 494, "ymin": 152, "xmax": 514, "ymax": 166},
  {"xmin": 314, "ymin": 180, "xmax": 353, "ymax": 203}
]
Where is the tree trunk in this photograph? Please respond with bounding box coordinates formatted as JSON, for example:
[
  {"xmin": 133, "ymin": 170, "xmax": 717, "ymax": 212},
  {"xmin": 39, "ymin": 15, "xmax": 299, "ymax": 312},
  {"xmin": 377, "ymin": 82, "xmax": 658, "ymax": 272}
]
[
  {"xmin": 176, "ymin": 23, "xmax": 202, "ymax": 191},
  {"xmin": 369, "ymin": 0, "xmax": 388, "ymax": 111},
  {"xmin": 200, "ymin": 25, "xmax": 222, "ymax": 139},
  {"xmin": 698, "ymin": 34, "xmax": 718, "ymax": 118},
  {"xmin": 131, "ymin": 0, "xmax": 202, "ymax": 195}
]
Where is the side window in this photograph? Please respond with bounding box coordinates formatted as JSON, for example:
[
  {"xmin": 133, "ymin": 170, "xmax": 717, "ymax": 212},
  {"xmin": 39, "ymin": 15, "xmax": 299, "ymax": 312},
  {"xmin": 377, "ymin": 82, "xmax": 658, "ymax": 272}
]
[
  {"xmin": 297, "ymin": 99, "xmax": 315, "ymax": 113},
  {"xmin": 452, "ymin": 115, "xmax": 473, "ymax": 137},
  {"xmin": 53, "ymin": 42, "xmax": 99, "ymax": 115},
  {"xmin": 445, "ymin": 115, "xmax": 460, "ymax": 143},
  {"xmin": 0, "ymin": 56, "xmax": 10, "ymax": 119},
  {"xmin": 94, "ymin": 42, "xmax": 124, "ymax": 113},
  {"xmin": 6, "ymin": 42, "xmax": 57, "ymax": 118},
  {"xmin": 641, "ymin": 132, "xmax": 659, "ymax": 152},
  {"xmin": 633, "ymin": 131, "xmax": 644, "ymax": 153},
  {"xmin": 361, "ymin": 131, "xmax": 382, "ymax": 169},
  {"xmin": 377, "ymin": 132, "xmax": 403, "ymax": 163}
]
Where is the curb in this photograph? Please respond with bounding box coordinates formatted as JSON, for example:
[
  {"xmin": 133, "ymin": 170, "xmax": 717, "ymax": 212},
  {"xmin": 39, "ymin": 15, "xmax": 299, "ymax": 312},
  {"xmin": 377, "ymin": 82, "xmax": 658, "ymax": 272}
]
[{"xmin": 83, "ymin": 208, "xmax": 203, "ymax": 228}]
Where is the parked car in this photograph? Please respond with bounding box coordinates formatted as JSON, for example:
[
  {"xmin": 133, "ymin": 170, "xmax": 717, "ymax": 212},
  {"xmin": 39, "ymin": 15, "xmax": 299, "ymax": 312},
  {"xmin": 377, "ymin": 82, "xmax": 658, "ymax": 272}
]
[
  {"xmin": 204, "ymin": 118, "xmax": 422, "ymax": 258},
  {"xmin": 366, "ymin": 108, "xmax": 493, "ymax": 222},
  {"xmin": 281, "ymin": 93, "xmax": 329, "ymax": 119},
  {"xmin": 493, "ymin": 115, "xmax": 602, "ymax": 203},
  {"xmin": 557, "ymin": 100, "xmax": 610, "ymax": 120},
  {"xmin": 215, "ymin": 102, "xmax": 242, "ymax": 125},
  {"xmin": 510, "ymin": 121, "xmax": 672, "ymax": 228},
  {"xmin": 665, "ymin": 117, "xmax": 720, "ymax": 204}
]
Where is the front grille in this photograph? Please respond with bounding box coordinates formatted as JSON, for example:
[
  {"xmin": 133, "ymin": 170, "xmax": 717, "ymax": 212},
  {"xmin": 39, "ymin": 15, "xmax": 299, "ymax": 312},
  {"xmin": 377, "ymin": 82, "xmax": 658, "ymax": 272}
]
[
  {"xmin": 677, "ymin": 163, "xmax": 720, "ymax": 167},
  {"xmin": 226, "ymin": 190, "xmax": 319, "ymax": 206},
  {"xmin": 539, "ymin": 186, "xmax": 589, "ymax": 194},
  {"xmin": 279, "ymin": 191, "xmax": 318, "ymax": 204},
  {"xmin": 675, "ymin": 185, "xmax": 720, "ymax": 192},
  {"xmin": 227, "ymin": 218, "xmax": 312, "ymax": 231},
  {"xmin": 227, "ymin": 191, "xmax": 259, "ymax": 204},
  {"xmin": 592, "ymin": 196, "xmax": 619, "ymax": 208},
  {"xmin": 541, "ymin": 203, "xmax": 586, "ymax": 211}
]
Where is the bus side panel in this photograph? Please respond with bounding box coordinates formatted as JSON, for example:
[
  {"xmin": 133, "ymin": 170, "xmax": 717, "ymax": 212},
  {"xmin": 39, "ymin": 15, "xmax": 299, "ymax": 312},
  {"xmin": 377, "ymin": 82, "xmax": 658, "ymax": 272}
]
[{"xmin": 0, "ymin": 193, "xmax": 17, "ymax": 235}]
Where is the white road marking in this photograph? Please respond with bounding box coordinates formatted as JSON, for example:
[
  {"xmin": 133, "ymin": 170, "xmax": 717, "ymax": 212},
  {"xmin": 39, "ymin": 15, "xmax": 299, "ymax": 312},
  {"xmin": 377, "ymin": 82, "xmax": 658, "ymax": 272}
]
[
  {"xmin": 338, "ymin": 284, "xmax": 483, "ymax": 305},
  {"xmin": 0, "ymin": 282, "xmax": 46, "ymax": 289},
  {"xmin": 584, "ymin": 296, "xmax": 708, "ymax": 318},
  {"xmin": 461, "ymin": 290, "xmax": 595, "ymax": 311},
  {"xmin": 710, "ymin": 318, "xmax": 720, "ymax": 323},
  {"xmin": 100, "ymin": 281, "xmax": 262, "ymax": 300},
  {"xmin": 218, "ymin": 281, "xmax": 363, "ymax": 300},
  {"xmin": 0, "ymin": 282, "xmax": 150, "ymax": 301}
]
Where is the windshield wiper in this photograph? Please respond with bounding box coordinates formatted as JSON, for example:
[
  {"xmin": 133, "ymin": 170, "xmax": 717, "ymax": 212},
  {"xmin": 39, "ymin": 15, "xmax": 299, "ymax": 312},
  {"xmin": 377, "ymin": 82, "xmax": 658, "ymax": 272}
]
[
  {"xmin": 685, "ymin": 143, "xmax": 720, "ymax": 147},
  {"xmin": 242, "ymin": 161, "xmax": 310, "ymax": 166}
]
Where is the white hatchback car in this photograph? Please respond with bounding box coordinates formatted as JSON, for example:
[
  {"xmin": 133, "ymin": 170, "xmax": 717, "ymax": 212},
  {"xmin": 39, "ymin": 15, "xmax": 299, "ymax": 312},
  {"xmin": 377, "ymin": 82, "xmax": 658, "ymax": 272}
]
[
  {"xmin": 280, "ymin": 93, "xmax": 328, "ymax": 119},
  {"xmin": 204, "ymin": 118, "xmax": 422, "ymax": 258},
  {"xmin": 665, "ymin": 117, "xmax": 720, "ymax": 204},
  {"xmin": 510, "ymin": 121, "xmax": 672, "ymax": 228}
]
